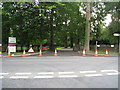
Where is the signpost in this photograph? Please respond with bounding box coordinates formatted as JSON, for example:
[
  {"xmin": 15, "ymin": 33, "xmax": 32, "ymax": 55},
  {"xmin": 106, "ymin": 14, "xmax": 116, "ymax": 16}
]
[
  {"xmin": 113, "ymin": 33, "xmax": 120, "ymax": 54},
  {"xmin": 96, "ymin": 41, "xmax": 98, "ymax": 50},
  {"xmin": 8, "ymin": 37, "xmax": 16, "ymax": 52}
]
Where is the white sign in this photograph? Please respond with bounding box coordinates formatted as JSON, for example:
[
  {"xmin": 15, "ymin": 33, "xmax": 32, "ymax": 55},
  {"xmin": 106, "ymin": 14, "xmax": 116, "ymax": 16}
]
[
  {"xmin": 97, "ymin": 45, "xmax": 100, "ymax": 47},
  {"xmin": 28, "ymin": 47, "xmax": 34, "ymax": 53},
  {"xmin": 111, "ymin": 45, "xmax": 114, "ymax": 47},
  {"xmin": 113, "ymin": 33, "xmax": 120, "ymax": 36},
  {"xmin": 8, "ymin": 37, "xmax": 16, "ymax": 52},
  {"xmin": 9, "ymin": 37, "xmax": 16, "ymax": 43},
  {"xmin": 8, "ymin": 46, "xmax": 16, "ymax": 52}
]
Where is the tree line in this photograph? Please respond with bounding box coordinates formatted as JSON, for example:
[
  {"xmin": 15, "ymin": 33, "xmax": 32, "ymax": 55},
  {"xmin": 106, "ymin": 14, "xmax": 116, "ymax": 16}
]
[{"xmin": 2, "ymin": 2, "xmax": 119, "ymax": 51}]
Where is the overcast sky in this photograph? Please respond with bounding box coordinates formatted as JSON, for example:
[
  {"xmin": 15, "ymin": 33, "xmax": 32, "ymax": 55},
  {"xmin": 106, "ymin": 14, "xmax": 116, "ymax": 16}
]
[{"xmin": 104, "ymin": 14, "xmax": 112, "ymax": 26}]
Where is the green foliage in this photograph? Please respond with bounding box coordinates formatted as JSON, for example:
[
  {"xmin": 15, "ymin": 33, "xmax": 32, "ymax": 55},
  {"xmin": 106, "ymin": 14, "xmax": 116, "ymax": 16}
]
[
  {"xmin": 104, "ymin": 2, "xmax": 119, "ymax": 44},
  {"xmin": 2, "ymin": 2, "xmax": 119, "ymax": 50}
]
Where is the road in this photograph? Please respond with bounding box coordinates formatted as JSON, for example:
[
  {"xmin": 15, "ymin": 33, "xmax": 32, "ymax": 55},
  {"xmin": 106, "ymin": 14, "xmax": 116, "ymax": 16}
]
[{"xmin": 1, "ymin": 56, "xmax": 119, "ymax": 88}]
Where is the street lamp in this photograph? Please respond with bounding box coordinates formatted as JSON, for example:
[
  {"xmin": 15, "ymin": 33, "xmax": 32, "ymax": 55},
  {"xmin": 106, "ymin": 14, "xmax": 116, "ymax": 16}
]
[{"xmin": 113, "ymin": 33, "xmax": 120, "ymax": 54}]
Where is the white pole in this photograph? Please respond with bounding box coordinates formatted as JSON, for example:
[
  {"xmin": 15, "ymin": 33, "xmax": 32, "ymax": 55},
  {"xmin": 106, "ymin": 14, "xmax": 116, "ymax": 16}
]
[
  {"xmin": 118, "ymin": 36, "xmax": 120, "ymax": 54},
  {"xmin": 55, "ymin": 49, "xmax": 57, "ymax": 54},
  {"xmin": 8, "ymin": 48, "xmax": 10, "ymax": 55},
  {"xmin": 96, "ymin": 41, "xmax": 98, "ymax": 50}
]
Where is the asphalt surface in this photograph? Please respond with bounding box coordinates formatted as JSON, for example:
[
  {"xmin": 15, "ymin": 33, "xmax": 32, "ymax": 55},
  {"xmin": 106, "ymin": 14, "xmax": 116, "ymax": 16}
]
[{"xmin": 1, "ymin": 56, "xmax": 119, "ymax": 88}]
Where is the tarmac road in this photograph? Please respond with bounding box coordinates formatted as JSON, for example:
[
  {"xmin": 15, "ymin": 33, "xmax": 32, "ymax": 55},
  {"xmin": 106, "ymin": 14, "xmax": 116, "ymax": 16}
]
[{"xmin": 1, "ymin": 56, "xmax": 119, "ymax": 88}]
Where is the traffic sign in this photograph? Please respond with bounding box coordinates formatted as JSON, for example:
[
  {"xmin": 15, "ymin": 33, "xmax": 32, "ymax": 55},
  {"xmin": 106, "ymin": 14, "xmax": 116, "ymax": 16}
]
[
  {"xmin": 8, "ymin": 37, "xmax": 16, "ymax": 52},
  {"xmin": 28, "ymin": 47, "xmax": 34, "ymax": 53}
]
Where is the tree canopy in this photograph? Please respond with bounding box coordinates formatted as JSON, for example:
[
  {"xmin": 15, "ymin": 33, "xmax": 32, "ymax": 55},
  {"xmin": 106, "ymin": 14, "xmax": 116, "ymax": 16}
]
[{"xmin": 2, "ymin": 2, "xmax": 119, "ymax": 51}]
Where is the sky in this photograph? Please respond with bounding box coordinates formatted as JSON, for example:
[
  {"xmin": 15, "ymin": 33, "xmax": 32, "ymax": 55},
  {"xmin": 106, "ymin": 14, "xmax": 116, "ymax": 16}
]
[{"xmin": 104, "ymin": 14, "xmax": 112, "ymax": 26}]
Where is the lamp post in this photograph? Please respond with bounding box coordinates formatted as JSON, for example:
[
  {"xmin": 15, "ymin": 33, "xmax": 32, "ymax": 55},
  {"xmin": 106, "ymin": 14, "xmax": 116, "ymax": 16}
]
[{"xmin": 113, "ymin": 33, "xmax": 120, "ymax": 54}]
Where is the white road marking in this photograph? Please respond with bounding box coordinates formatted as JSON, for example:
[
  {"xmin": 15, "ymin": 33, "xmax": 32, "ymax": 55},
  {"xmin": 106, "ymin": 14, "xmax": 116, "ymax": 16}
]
[
  {"xmin": 15, "ymin": 73, "xmax": 32, "ymax": 75},
  {"xmin": 59, "ymin": 75, "xmax": 78, "ymax": 78},
  {"xmin": 0, "ymin": 73, "xmax": 9, "ymax": 75},
  {"xmin": 80, "ymin": 71, "xmax": 97, "ymax": 73},
  {"xmin": 10, "ymin": 76, "xmax": 29, "ymax": 79},
  {"xmin": 0, "ymin": 76, "xmax": 4, "ymax": 79},
  {"xmin": 58, "ymin": 72, "xmax": 74, "ymax": 74},
  {"xmin": 1, "ymin": 70, "xmax": 119, "ymax": 79},
  {"xmin": 106, "ymin": 73, "xmax": 118, "ymax": 75},
  {"xmin": 85, "ymin": 74, "xmax": 103, "ymax": 77},
  {"xmin": 34, "ymin": 76, "xmax": 54, "ymax": 78},
  {"xmin": 38, "ymin": 72, "xmax": 54, "ymax": 74},
  {"xmin": 101, "ymin": 70, "xmax": 118, "ymax": 73}
]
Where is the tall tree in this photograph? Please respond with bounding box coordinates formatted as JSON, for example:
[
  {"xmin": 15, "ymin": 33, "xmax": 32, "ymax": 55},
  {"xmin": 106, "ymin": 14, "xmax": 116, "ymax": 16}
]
[{"xmin": 84, "ymin": 2, "xmax": 91, "ymax": 51}]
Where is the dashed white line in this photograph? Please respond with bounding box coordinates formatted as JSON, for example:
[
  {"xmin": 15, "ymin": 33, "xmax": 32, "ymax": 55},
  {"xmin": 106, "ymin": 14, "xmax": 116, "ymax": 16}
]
[
  {"xmin": 106, "ymin": 73, "xmax": 118, "ymax": 75},
  {"xmin": 0, "ymin": 73, "xmax": 9, "ymax": 75},
  {"xmin": 101, "ymin": 70, "xmax": 118, "ymax": 73},
  {"xmin": 10, "ymin": 76, "xmax": 29, "ymax": 79},
  {"xmin": 59, "ymin": 75, "xmax": 78, "ymax": 78},
  {"xmin": 15, "ymin": 73, "xmax": 32, "ymax": 75},
  {"xmin": 58, "ymin": 72, "xmax": 74, "ymax": 74},
  {"xmin": 0, "ymin": 76, "xmax": 4, "ymax": 79},
  {"xmin": 80, "ymin": 71, "xmax": 97, "ymax": 73},
  {"xmin": 34, "ymin": 76, "xmax": 54, "ymax": 78},
  {"xmin": 85, "ymin": 74, "xmax": 103, "ymax": 77},
  {"xmin": 1, "ymin": 70, "xmax": 119, "ymax": 79},
  {"xmin": 38, "ymin": 72, "xmax": 54, "ymax": 74}
]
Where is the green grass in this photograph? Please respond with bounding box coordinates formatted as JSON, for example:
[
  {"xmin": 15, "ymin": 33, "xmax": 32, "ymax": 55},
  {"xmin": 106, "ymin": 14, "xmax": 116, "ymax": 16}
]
[
  {"xmin": 17, "ymin": 46, "xmax": 39, "ymax": 52},
  {"xmin": 56, "ymin": 47, "xmax": 65, "ymax": 49},
  {"xmin": 16, "ymin": 46, "xmax": 28, "ymax": 50},
  {"xmin": 2, "ymin": 52, "xmax": 34, "ymax": 56},
  {"xmin": 22, "ymin": 47, "xmax": 28, "ymax": 50},
  {"xmin": 2, "ymin": 52, "xmax": 23, "ymax": 56},
  {"xmin": 56, "ymin": 46, "xmax": 71, "ymax": 49},
  {"xmin": 67, "ymin": 47, "xmax": 71, "ymax": 48}
]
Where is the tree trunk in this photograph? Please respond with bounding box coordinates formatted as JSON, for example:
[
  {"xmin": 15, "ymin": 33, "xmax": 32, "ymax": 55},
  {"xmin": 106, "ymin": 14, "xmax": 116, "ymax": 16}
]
[
  {"xmin": 77, "ymin": 38, "xmax": 80, "ymax": 50},
  {"xmin": 49, "ymin": 9, "xmax": 54, "ymax": 51},
  {"xmin": 84, "ymin": 2, "xmax": 91, "ymax": 51},
  {"xmin": 50, "ymin": 28, "xmax": 54, "ymax": 51},
  {"xmin": 70, "ymin": 35, "xmax": 73, "ymax": 48},
  {"xmin": 64, "ymin": 34, "xmax": 67, "ymax": 48}
]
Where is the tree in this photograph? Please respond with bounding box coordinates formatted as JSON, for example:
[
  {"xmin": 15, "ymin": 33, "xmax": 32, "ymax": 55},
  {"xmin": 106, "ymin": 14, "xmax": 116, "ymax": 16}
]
[
  {"xmin": 2, "ymin": 2, "xmax": 113, "ymax": 51},
  {"xmin": 105, "ymin": 2, "xmax": 119, "ymax": 44},
  {"xmin": 84, "ymin": 2, "xmax": 91, "ymax": 51}
]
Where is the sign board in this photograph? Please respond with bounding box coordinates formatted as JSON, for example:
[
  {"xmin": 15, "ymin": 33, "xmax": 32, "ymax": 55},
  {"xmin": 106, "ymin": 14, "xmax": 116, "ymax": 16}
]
[
  {"xmin": 28, "ymin": 47, "xmax": 34, "ymax": 53},
  {"xmin": 111, "ymin": 45, "xmax": 114, "ymax": 47},
  {"xmin": 8, "ymin": 37, "xmax": 16, "ymax": 52},
  {"xmin": 9, "ymin": 37, "xmax": 16, "ymax": 44},
  {"xmin": 97, "ymin": 45, "xmax": 100, "ymax": 47},
  {"xmin": 8, "ymin": 46, "xmax": 16, "ymax": 52},
  {"xmin": 42, "ymin": 47, "xmax": 48, "ymax": 50}
]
